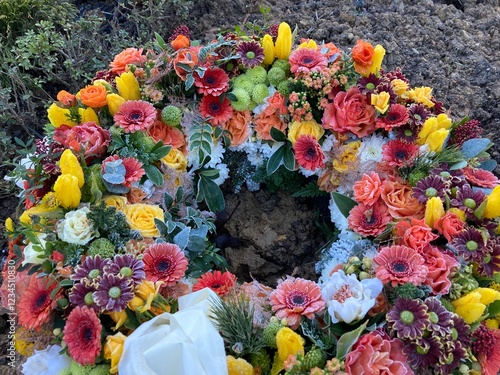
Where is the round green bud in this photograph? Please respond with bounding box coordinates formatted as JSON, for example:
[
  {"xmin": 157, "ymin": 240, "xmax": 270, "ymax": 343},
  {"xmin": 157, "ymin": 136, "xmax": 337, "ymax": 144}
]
[
  {"xmin": 246, "ymin": 66, "xmax": 268, "ymax": 85},
  {"xmin": 272, "ymin": 59, "xmax": 291, "ymax": 74},
  {"xmin": 251, "ymin": 84, "xmax": 270, "ymax": 104},
  {"xmin": 230, "ymin": 88, "xmax": 251, "ymax": 111},
  {"xmin": 232, "ymin": 74, "xmax": 255, "ymax": 93},
  {"xmin": 267, "ymin": 67, "xmax": 286, "ymax": 87},
  {"xmin": 161, "ymin": 105, "xmax": 183, "ymax": 127},
  {"xmin": 277, "ymin": 80, "xmax": 293, "ymax": 97},
  {"xmin": 87, "ymin": 238, "xmax": 116, "ymax": 259}
]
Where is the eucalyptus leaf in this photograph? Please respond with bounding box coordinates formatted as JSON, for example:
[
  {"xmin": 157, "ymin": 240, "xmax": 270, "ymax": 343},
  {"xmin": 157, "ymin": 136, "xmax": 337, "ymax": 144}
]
[
  {"xmin": 331, "ymin": 192, "xmax": 357, "ymax": 218},
  {"xmin": 174, "ymin": 226, "xmax": 191, "ymax": 250},
  {"xmin": 479, "ymin": 159, "xmax": 497, "ymax": 171},
  {"xmin": 461, "ymin": 138, "xmax": 493, "ymax": 158},
  {"xmin": 449, "ymin": 160, "xmax": 468, "ymax": 170}
]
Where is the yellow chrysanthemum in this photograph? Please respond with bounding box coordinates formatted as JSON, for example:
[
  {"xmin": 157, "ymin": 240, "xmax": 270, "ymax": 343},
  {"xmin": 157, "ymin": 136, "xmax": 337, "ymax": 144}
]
[
  {"xmin": 407, "ymin": 86, "xmax": 434, "ymax": 107},
  {"xmin": 391, "ymin": 78, "xmax": 409, "ymax": 97}
]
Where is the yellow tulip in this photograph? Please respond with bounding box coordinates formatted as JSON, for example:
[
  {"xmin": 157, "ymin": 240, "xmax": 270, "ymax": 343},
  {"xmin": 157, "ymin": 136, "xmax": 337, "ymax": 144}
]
[
  {"xmin": 107, "ymin": 310, "xmax": 128, "ymax": 331},
  {"xmin": 448, "ymin": 208, "xmax": 466, "ymax": 221},
  {"xmin": 425, "ymin": 197, "xmax": 445, "ymax": 228},
  {"xmin": 451, "ymin": 288, "xmax": 500, "ymax": 324},
  {"xmin": 107, "ymin": 94, "xmax": 126, "ymax": 116},
  {"xmin": 417, "ymin": 117, "xmax": 437, "ymax": 145},
  {"xmin": 104, "ymin": 332, "xmax": 127, "ymax": 374},
  {"xmin": 116, "ymin": 71, "xmax": 141, "ymax": 100},
  {"xmin": 5, "ymin": 217, "xmax": 13, "ymax": 233},
  {"xmin": 476, "ymin": 287, "xmax": 500, "ymax": 305},
  {"xmin": 59, "ymin": 149, "xmax": 84, "ymax": 188},
  {"xmin": 78, "ymin": 106, "xmax": 100, "ymax": 125},
  {"xmin": 262, "ymin": 34, "xmax": 275, "ymax": 66},
  {"xmin": 47, "ymin": 103, "xmax": 78, "ymax": 128},
  {"xmin": 275, "ymin": 22, "xmax": 292, "ymax": 59},
  {"xmin": 371, "ymin": 91, "xmax": 390, "ymax": 114},
  {"xmin": 93, "ymin": 79, "xmax": 114, "ymax": 93},
  {"xmin": 436, "ymin": 113, "xmax": 452, "ymax": 130},
  {"xmin": 298, "ymin": 39, "xmax": 317, "ymax": 50},
  {"xmin": 484, "ymin": 185, "xmax": 500, "ymax": 219},
  {"xmin": 426, "ymin": 128, "xmax": 450, "ymax": 152},
  {"xmin": 227, "ymin": 355, "xmax": 253, "ymax": 375},
  {"xmin": 365, "ymin": 44, "xmax": 385, "ymax": 77},
  {"xmin": 53, "ymin": 174, "xmax": 81, "ymax": 209},
  {"xmin": 128, "ymin": 295, "xmax": 147, "ymax": 312}
]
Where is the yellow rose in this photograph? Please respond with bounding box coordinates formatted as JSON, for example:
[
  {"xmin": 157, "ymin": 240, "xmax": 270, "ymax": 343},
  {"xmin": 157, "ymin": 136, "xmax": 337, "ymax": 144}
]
[
  {"xmin": 275, "ymin": 22, "xmax": 292, "ymax": 59},
  {"xmin": 276, "ymin": 327, "xmax": 305, "ymax": 362},
  {"xmin": 100, "ymin": 195, "xmax": 128, "ymax": 211},
  {"xmin": 484, "ymin": 185, "xmax": 500, "ymax": 219},
  {"xmin": 53, "ymin": 174, "xmax": 81, "ymax": 209},
  {"xmin": 128, "ymin": 295, "xmax": 146, "ymax": 312},
  {"xmin": 333, "ymin": 141, "xmax": 361, "ymax": 173},
  {"xmin": 391, "ymin": 79, "xmax": 409, "ymax": 97},
  {"xmin": 104, "ymin": 332, "xmax": 127, "ymax": 374},
  {"xmin": 371, "ymin": 91, "xmax": 390, "ymax": 114},
  {"xmin": 107, "ymin": 94, "xmax": 126, "ymax": 116},
  {"xmin": 162, "ymin": 148, "xmax": 188, "ymax": 171},
  {"xmin": 116, "ymin": 71, "xmax": 141, "ymax": 101},
  {"xmin": 123, "ymin": 203, "xmax": 164, "ymax": 237},
  {"xmin": 425, "ymin": 196, "xmax": 445, "ymax": 228},
  {"xmin": 47, "ymin": 103, "xmax": 78, "ymax": 128},
  {"xmin": 287, "ymin": 120, "xmax": 324, "ymax": 144},
  {"xmin": 131, "ymin": 280, "xmax": 162, "ymax": 313},
  {"xmin": 407, "ymin": 86, "xmax": 434, "ymax": 107},
  {"xmin": 262, "ymin": 34, "xmax": 275, "ymax": 66},
  {"xmin": 107, "ymin": 310, "xmax": 128, "ymax": 331},
  {"xmin": 227, "ymin": 355, "xmax": 253, "ymax": 375},
  {"xmin": 451, "ymin": 288, "xmax": 500, "ymax": 324},
  {"xmin": 59, "ymin": 149, "xmax": 84, "ymax": 188},
  {"xmin": 78, "ymin": 106, "xmax": 100, "ymax": 125}
]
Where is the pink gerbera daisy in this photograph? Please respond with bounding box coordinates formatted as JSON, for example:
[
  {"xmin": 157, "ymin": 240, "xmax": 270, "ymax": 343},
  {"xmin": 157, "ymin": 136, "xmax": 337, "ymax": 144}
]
[
  {"xmin": 192, "ymin": 270, "xmax": 237, "ymax": 297},
  {"xmin": 289, "ymin": 48, "xmax": 328, "ymax": 75},
  {"xmin": 114, "ymin": 100, "xmax": 157, "ymax": 133},
  {"xmin": 463, "ymin": 166, "xmax": 499, "ymax": 188},
  {"xmin": 293, "ymin": 135, "xmax": 325, "ymax": 170},
  {"xmin": 101, "ymin": 155, "xmax": 145, "ymax": 188},
  {"xmin": 382, "ymin": 139, "xmax": 420, "ymax": 167},
  {"xmin": 373, "ymin": 245, "xmax": 428, "ymax": 287},
  {"xmin": 347, "ymin": 200, "xmax": 392, "ymax": 237},
  {"xmin": 63, "ymin": 306, "xmax": 102, "ymax": 365},
  {"xmin": 199, "ymin": 95, "xmax": 233, "ymax": 125},
  {"xmin": 376, "ymin": 104, "xmax": 409, "ymax": 131},
  {"xmin": 194, "ymin": 65, "xmax": 229, "ymax": 96},
  {"xmin": 143, "ymin": 243, "xmax": 188, "ymax": 285},
  {"xmin": 18, "ymin": 275, "xmax": 61, "ymax": 331},
  {"xmin": 270, "ymin": 277, "xmax": 325, "ymax": 330}
]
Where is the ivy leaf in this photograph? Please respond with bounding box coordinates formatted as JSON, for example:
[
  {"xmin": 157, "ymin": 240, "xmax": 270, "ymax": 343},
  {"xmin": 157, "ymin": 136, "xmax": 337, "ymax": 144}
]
[{"xmin": 331, "ymin": 192, "xmax": 357, "ymax": 218}]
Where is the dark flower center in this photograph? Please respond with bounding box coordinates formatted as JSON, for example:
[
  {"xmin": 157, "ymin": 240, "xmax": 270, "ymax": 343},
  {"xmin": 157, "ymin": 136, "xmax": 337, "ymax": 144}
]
[
  {"xmin": 35, "ymin": 292, "xmax": 48, "ymax": 309},
  {"xmin": 306, "ymin": 147, "xmax": 317, "ymax": 158},
  {"xmin": 209, "ymin": 103, "xmax": 221, "ymax": 113},
  {"xmin": 301, "ymin": 57, "xmax": 314, "ymax": 65},
  {"xmin": 211, "ymin": 283, "xmax": 222, "ymax": 289},
  {"xmin": 130, "ymin": 112, "xmax": 142, "ymax": 120},
  {"xmin": 205, "ymin": 75, "xmax": 216, "ymax": 85},
  {"xmin": 387, "ymin": 113, "xmax": 399, "ymax": 121},
  {"xmin": 83, "ymin": 326, "xmax": 94, "ymax": 343},
  {"xmin": 392, "ymin": 261, "xmax": 408, "ymax": 273},
  {"xmin": 395, "ymin": 150, "xmax": 408, "ymax": 160},
  {"xmin": 157, "ymin": 260, "xmax": 171, "ymax": 272},
  {"xmin": 291, "ymin": 294, "xmax": 306, "ymax": 305}
]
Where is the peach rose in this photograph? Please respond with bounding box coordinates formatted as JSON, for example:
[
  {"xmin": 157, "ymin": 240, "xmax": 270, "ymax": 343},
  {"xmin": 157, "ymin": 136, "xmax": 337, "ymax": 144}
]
[
  {"xmin": 110, "ymin": 47, "xmax": 147, "ymax": 74},
  {"xmin": 222, "ymin": 110, "xmax": 251, "ymax": 146},
  {"xmin": 321, "ymin": 86, "xmax": 376, "ymax": 138},
  {"xmin": 171, "ymin": 35, "xmax": 190, "ymax": 50},
  {"xmin": 267, "ymin": 92, "xmax": 288, "ymax": 115},
  {"xmin": 127, "ymin": 187, "xmax": 147, "ymax": 204},
  {"xmin": 123, "ymin": 203, "xmax": 164, "ymax": 238},
  {"xmin": 254, "ymin": 109, "xmax": 287, "ymax": 141},
  {"xmin": 79, "ymin": 85, "xmax": 108, "ymax": 108},
  {"xmin": 421, "ymin": 246, "xmax": 459, "ymax": 295},
  {"xmin": 321, "ymin": 42, "xmax": 342, "ymax": 61},
  {"xmin": 434, "ymin": 211, "xmax": 465, "ymax": 242},
  {"xmin": 353, "ymin": 171, "xmax": 382, "ymax": 206},
  {"xmin": 394, "ymin": 218, "xmax": 438, "ymax": 252},
  {"xmin": 173, "ymin": 47, "xmax": 200, "ymax": 81},
  {"xmin": 147, "ymin": 121, "xmax": 186, "ymax": 150},
  {"xmin": 381, "ymin": 180, "xmax": 424, "ymax": 219}
]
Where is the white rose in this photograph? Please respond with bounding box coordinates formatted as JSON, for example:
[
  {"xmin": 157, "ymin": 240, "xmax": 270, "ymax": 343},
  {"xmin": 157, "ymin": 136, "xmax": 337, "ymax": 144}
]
[
  {"xmin": 57, "ymin": 207, "xmax": 95, "ymax": 245},
  {"xmin": 22, "ymin": 233, "xmax": 48, "ymax": 267}
]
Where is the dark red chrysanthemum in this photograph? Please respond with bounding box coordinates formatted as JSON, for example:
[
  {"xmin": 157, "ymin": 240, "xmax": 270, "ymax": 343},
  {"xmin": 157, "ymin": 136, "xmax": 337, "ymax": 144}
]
[
  {"xmin": 192, "ymin": 270, "xmax": 237, "ymax": 297},
  {"xmin": 382, "ymin": 139, "xmax": 420, "ymax": 167},
  {"xmin": 293, "ymin": 135, "xmax": 325, "ymax": 170},
  {"xmin": 63, "ymin": 306, "xmax": 102, "ymax": 365},
  {"xmin": 143, "ymin": 243, "xmax": 188, "ymax": 285},
  {"xmin": 199, "ymin": 94, "xmax": 233, "ymax": 125},
  {"xmin": 194, "ymin": 65, "xmax": 229, "ymax": 96},
  {"xmin": 236, "ymin": 41, "xmax": 265, "ymax": 68}
]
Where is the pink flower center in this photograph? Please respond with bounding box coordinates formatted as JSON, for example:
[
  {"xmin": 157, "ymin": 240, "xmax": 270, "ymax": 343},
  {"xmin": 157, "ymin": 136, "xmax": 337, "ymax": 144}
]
[{"xmin": 332, "ymin": 285, "xmax": 355, "ymax": 303}]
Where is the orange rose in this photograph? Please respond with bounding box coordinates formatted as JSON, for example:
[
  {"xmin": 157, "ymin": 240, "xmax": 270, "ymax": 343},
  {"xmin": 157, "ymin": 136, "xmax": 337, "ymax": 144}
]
[
  {"xmin": 173, "ymin": 46, "xmax": 200, "ymax": 81},
  {"xmin": 267, "ymin": 92, "xmax": 288, "ymax": 115},
  {"xmin": 127, "ymin": 187, "xmax": 147, "ymax": 204},
  {"xmin": 222, "ymin": 110, "xmax": 251, "ymax": 146},
  {"xmin": 254, "ymin": 108, "xmax": 287, "ymax": 141},
  {"xmin": 56, "ymin": 90, "xmax": 76, "ymax": 107},
  {"xmin": 394, "ymin": 218, "xmax": 438, "ymax": 252},
  {"xmin": 351, "ymin": 39, "xmax": 374, "ymax": 67},
  {"xmin": 147, "ymin": 120, "xmax": 186, "ymax": 151},
  {"xmin": 434, "ymin": 211, "xmax": 465, "ymax": 242},
  {"xmin": 381, "ymin": 180, "xmax": 424, "ymax": 219},
  {"xmin": 109, "ymin": 47, "xmax": 147, "ymax": 74},
  {"xmin": 171, "ymin": 35, "xmax": 190, "ymax": 51},
  {"xmin": 79, "ymin": 85, "xmax": 108, "ymax": 108},
  {"xmin": 322, "ymin": 42, "xmax": 342, "ymax": 61}
]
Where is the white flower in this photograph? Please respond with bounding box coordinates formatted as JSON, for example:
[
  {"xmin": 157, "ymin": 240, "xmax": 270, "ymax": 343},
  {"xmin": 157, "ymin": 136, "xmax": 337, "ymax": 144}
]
[
  {"xmin": 213, "ymin": 163, "xmax": 229, "ymax": 186},
  {"xmin": 21, "ymin": 345, "xmax": 71, "ymax": 375},
  {"xmin": 329, "ymin": 196, "xmax": 349, "ymax": 231},
  {"xmin": 357, "ymin": 133, "xmax": 386, "ymax": 166},
  {"xmin": 321, "ymin": 270, "xmax": 383, "ymax": 324},
  {"xmin": 57, "ymin": 207, "xmax": 95, "ymax": 245},
  {"xmin": 22, "ymin": 233, "xmax": 48, "ymax": 267}
]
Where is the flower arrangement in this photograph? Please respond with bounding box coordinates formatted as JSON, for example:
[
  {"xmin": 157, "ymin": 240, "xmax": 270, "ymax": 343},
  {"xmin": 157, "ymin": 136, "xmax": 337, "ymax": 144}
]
[{"xmin": 3, "ymin": 20, "xmax": 500, "ymax": 375}]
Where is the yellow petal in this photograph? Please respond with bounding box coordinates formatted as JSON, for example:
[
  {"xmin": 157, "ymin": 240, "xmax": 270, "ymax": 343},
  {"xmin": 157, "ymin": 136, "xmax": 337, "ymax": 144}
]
[
  {"xmin": 47, "ymin": 103, "xmax": 78, "ymax": 128},
  {"xmin": 476, "ymin": 287, "xmax": 500, "ymax": 305},
  {"xmin": 104, "ymin": 332, "xmax": 127, "ymax": 374},
  {"xmin": 59, "ymin": 149, "xmax": 84, "ymax": 188},
  {"xmin": 454, "ymin": 302, "xmax": 486, "ymax": 324},
  {"xmin": 78, "ymin": 107, "xmax": 99, "ymax": 125},
  {"xmin": 371, "ymin": 92, "xmax": 390, "ymax": 114},
  {"xmin": 417, "ymin": 117, "xmax": 438, "ymax": 145},
  {"xmin": 366, "ymin": 44, "xmax": 385, "ymax": 76},
  {"xmin": 107, "ymin": 94, "xmax": 127, "ymax": 116},
  {"xmin": 276, "ymin": 327, "xmax": 304, "ymax": 362},
  {"xmin": 53, "ymin": 174, "xmax": 81, "ymax": 209},
  {"xmin": 116, "ymin": 71, "xmax": 141, "ymax": 101},
  {"xmin": 484, "ymin": 185, "xmax": 500, "ymax": 219},
  {"xmin": 275, "ymin": 22, "xmax": 292, "ymax": 60},
  {"xmin": 425, "ymin": 128, "xmax": 449, "ymax": 152},
  {"xmin": 448, "ymin": 208, "xmax": 466, "ymax": 221},
  {"xmin": 107, "ymin": 310, "xmax": 128, "ymax": 331},
  {"xmin": 262, "ymin": 34, "xmax": 275, "ymax": 66},
  {"xmin": 425, "ymin": 196, "xmax": 445, "ymax": 228},
  {"xmin": 226, "ymin": 355, "xmax": 254, "ymax": 375}
]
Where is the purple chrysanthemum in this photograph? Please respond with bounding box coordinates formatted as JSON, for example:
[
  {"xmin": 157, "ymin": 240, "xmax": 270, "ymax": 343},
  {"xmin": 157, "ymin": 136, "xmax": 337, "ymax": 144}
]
[
  {"xmin": 375, "ymin": 81, "xmax": 398, "ymax": 104},
  {"xmin": 105, "ymin": 254, "xmax": 146, "ymax": 286},
  {"xmin": 451, "ymin": 314, "xmax": 471, "ymax": 347},
  {"xmin": 476, "ymin": 238, "xmax": 500, "ymax": 277},
  {"xmin": 435, "ymin": 341, "xmax": 467, "ymax": 375},
  {"xmin": 383, "ymin": 67, "xmax": 409, "ymax": 83},
  {"xmin": 69, "ymin": 282, "xmax": 100, "ymax": 313},
  {"xmin": 449, "ymin": 184, "xmax": 486, "ymax": 219},
  {"xmin": 386, "ymin": 297, "xmax": 429, "ymax": 340},
  {"xmin": 449, "ymin": 226, "xmax": 489, "ymax": 263},
  {"xmin": 412, "ymin": 175, "xmax": 449, "ymax": 204},
  {"xmin": 407, "ymin": 103, "xmax": 431, "ymax": 127},
  {"xmin": 424, "ymin": 297, "xmax": 453, "ymax": 337},
  {"xmin": 236, "ymin": 41, "xmax": 265, "ymax": 68},
  {"xmin": 357, "ymin": 74, "xmax": 382, "ymax": 96},
  {"xmin": 403, "ymin": 336, "xmax": 442, "ymax": 369},
  {"xmin": 93, "ymin": 273, "xmax": 134, "ymax": 312},
  {"xmin": 71, "ymin": 256, "xmax": 111, "ymax": 283}
]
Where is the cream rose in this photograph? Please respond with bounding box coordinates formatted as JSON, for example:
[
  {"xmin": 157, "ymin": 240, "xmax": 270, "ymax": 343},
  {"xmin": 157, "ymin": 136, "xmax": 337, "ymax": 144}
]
[
  {"xmin": 22, "ymin": 233, "xmax": 49, "ymax": 267},
  {"xmin": 123, "ymin": 203, "xmax": 164, "ymax": 237},
  {"xmin": 57, "ymin": 207, "xmax": 95, "ymax": 245}
]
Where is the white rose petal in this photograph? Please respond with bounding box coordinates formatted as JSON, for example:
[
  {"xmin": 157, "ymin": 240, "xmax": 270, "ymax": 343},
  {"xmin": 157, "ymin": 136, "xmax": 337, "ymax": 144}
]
[{"xmin": 57, "ymin": 207, "xmax": 95, "ymax": 245}]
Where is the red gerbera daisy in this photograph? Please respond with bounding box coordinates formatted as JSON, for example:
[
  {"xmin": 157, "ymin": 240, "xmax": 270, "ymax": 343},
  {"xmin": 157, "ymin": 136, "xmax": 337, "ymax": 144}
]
[
  {"xmin": 382, "ymin": 139, "xmax": 419, "ymax": 167},
  {"xmin": 376, "ymin": 104, "xmax": 409, "ymax": 131},
  {"xmin": 463, "ymin": 166, "xmax": 499, "ymax": 188},
  {"xmin": 192, "ymin": 270, "xmax": 237, "ymax": 297},
  {"xmin": 63, "ymin": 306, "xmax": 102, "ymax": 365},
  {"xmin": 194, "ymin": 65, "xmax": 229, "ymax": 96},
  {"xmin": 199, "ymin": 95, "xmax": 233, "ymax": 125},
  {"xmin": 347, "ymin": 200, "xmax": 392, "ymax": 237},
  {"xmin": 143, "ymin": 243, "xmax": 188, "ymax": 285},
  {"xmin": 373, "ymin": 245, "xmax": 428, "ymax": 287},
  {"xmin": 114, "ymin": 100, "xmax": 157, "ymax": 133},
  {"xmin": 269, "ymin": 277, "xmax": 325, "ymax": 330},
  {"xmin": 293, "ymin": 135, "xmax": 325, "ymax": 170},
  {"xmin": 289, "ymin": 48, "xmax": 328, "ymax": 75},
  {"xmin": 18, "ymin": 274, "xmax": 61, "ymax": 331}
]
